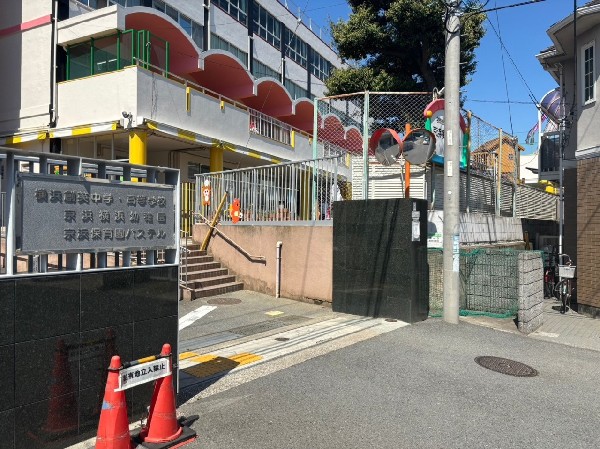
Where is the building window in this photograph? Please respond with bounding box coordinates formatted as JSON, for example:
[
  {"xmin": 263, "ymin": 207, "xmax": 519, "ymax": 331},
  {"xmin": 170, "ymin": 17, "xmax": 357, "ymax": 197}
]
[
  {"xmin": 311, "ymin": 51, "xmax": 331, "ymax": 81},
  {"xmin": 583, "ymin": 41, "xmax": 595, "ymax": 104},
  {"xmin": 284, "ymin": 79, "xmax": 308, "ymax": 99},
  {"xmin": 252, "ymin": 60, "xmax": 280, "ymax": 80},
  {"xmin": 252, "ymin": 3, "xmax": 281, "ymax": 49},
  {"xmin": 214, "ymin": 0, "xmax": 248, "ymax": 25},
  {"xmin": 285, "ymin": 29, "xmax": 307, "ymax": 68},
  {"xmin": 152, "ymin": 2, "xmax": 203, "ymax": 49},
  {"xmin": 187, "ymin": 162, "xmax": 210, "ymax": 180},
  {"xmin": 211, "ymin": 33, "xmax": 248, "ymax": 67},
  {"xmin": 192, "ymin": 21, "xmax": 204, "ymax": 49}
]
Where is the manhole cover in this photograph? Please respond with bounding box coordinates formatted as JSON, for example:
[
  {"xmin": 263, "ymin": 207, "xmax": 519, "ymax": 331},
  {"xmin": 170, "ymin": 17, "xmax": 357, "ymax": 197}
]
[
  {"xmin": 475, "ymin": 356, "xmax": 538, "ymax": 377},
  {"xmin": 275, "ymin": 337, "xmax": 290, "ymax": 342},
  {"xmin": 207, "ymin": 297, "xmax": 242, "ymax": 305}
]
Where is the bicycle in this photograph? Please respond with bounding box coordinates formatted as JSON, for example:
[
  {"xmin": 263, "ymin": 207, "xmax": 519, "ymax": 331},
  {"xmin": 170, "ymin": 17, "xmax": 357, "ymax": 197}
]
[
  {"xmin": 553, "ymin": 254, "xmax": 576, "ymax": 314},
  {"xmin": 543, "ymin": 266, "xmax": 555, "ymax": 299}
]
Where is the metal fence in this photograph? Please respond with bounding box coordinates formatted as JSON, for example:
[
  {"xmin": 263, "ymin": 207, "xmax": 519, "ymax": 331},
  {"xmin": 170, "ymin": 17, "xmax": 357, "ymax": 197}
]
[
  {"xmin": 195, "ymin": 155, "xmax": 351, "ymax": 222},
  {"xmin": 313, "ymin": 91, "xmax": 433, "ymax": 200},
  {"xmin": 468, "ymin": 113, "xmax": 521, "ymax": 215},
  {"xmin": 0, "ymin": 148, "xmax": 180, "ymax": 276}
]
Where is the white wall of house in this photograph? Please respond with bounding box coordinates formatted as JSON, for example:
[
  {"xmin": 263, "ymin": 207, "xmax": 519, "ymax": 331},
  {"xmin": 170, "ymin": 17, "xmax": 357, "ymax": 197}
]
[
  {"xmin": 58, "ymin": 4, "xmax": 123, "ymax": 45},
  {"xmin": 0, "ymin": 0, "xmax": 53, "ymax": 134},
  {"xmin": 576, "ymin": 27, "xmax": 600, "ymax": 160}
]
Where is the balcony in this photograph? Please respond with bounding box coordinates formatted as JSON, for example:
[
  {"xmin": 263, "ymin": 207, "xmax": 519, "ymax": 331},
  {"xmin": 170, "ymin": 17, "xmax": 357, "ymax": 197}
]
[{"xmin": 539, "ymin": 132, "xmax": 560, "ymax": 181}]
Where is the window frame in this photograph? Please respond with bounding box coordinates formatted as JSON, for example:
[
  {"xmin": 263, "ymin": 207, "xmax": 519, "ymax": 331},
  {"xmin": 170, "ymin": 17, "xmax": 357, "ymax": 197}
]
[
  {"xmin": 252, "ymin": 3, "xmax": 281, "ymax": 50},
  {"xmin": 582, "ymin": 40, "xmax": 596, "ymax": 105}
]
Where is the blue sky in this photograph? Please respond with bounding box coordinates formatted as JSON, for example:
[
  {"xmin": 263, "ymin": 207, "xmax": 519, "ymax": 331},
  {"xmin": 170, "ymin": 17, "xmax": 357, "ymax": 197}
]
[{"xmin": 302, "ymin": 0, "xmax": 584, "ymax": 154}]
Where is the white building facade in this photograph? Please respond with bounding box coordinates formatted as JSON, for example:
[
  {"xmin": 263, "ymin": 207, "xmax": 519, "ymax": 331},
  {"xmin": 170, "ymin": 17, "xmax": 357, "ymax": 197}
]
[{"xmin": 0, "ymin": 0, "xmax": 353, "ymax": 179}]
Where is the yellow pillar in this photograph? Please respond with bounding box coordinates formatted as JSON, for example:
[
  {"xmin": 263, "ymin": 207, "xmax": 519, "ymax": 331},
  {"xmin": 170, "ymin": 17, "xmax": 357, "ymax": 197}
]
[
  {"xmin": 129, "ymin": 130, "xmax": 147, "ymax": 182},
  {"xmin": 300, "ymin": 167, "xmax": 312, "ymax": 220},
  {"xmin": 210, "ymin": 146, "xmax": 224, "ymax": 172}
]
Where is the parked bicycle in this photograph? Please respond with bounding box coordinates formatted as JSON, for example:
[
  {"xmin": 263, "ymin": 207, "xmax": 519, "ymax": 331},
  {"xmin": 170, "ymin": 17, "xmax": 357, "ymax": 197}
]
[
  {"xmin": 544, "ymin": 266, "xmax": 555, "ymax": 298},
  {"xmin": 553, "ymin": 254, "xmax": 576, "ymax": 314}
]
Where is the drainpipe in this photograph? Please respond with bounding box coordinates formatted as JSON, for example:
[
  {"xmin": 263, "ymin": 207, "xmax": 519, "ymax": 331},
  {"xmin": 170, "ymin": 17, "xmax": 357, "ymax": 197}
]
[
  {"xmin": 49, "ymin": 0, "xmax": 58, "ymax": 128},
  {"xmin": 275, "ymin": 241, "xmax": 283, "ymax": 298}
]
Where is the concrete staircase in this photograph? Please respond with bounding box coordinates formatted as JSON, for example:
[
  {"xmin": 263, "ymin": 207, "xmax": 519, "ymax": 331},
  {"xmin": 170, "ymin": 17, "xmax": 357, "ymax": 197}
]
[{"xmin": 180, "ymin": 244, "xmax": 243, "ymax": 300}]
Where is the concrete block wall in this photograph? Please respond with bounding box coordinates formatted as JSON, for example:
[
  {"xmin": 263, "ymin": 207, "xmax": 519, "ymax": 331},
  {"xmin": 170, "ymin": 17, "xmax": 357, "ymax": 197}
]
[{"xmin": 517, "ymin": 251, "xmax": 544, "ymax": 334}]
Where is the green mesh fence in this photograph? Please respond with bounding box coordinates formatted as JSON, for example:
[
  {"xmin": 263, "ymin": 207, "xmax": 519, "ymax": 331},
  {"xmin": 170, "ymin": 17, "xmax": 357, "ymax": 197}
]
[{"xmin": 428, "ymin": 248, "xmax": 523, "ymax": 318}]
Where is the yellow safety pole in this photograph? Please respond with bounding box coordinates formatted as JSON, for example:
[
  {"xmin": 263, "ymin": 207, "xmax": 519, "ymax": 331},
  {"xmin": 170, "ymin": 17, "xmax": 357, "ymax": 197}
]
[
  {"xmin": 201, "ymin": 193, "xmax": 228, "ymax": 251},
  {"xmin": 210, "ymin": 146, "xmax": 224, "ymax": 172},
  {"xmin": 129, "ymin": 130, "xmax": 147, "ymax": 182}
]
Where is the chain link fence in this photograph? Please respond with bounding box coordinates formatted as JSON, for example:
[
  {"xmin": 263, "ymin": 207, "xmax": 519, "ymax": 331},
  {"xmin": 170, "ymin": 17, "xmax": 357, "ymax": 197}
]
[
  {"xmin": 313, "ymin": 92, "xmax": 433, "ymax": 200},
  {"xmin": 468, "ymin": 113, "xmax": 521, "ymax": 215}
]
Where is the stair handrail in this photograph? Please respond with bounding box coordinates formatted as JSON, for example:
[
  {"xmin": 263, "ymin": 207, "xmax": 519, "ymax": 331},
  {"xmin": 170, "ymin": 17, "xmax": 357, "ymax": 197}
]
[
  {"xmin": 195, "ymin": 213, "xmax": 266, "ymax": 264},
  {"xmin": 179, "ymin": 229, "xmax": 192, "ymax": 291}
]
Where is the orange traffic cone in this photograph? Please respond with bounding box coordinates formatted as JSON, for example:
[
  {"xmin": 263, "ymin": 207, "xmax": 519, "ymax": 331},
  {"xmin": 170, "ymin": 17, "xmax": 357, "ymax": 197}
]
[
  {"xmin": 40, "ymin": 339, "xmax": 77, "ymax": 438},
  {"xmin": 95, "ymin": 355, "xmax": 133, "ymax": 449},
  {"xmin": 140, "ymin": 344, "xmax": 182, "ymax": 443}
]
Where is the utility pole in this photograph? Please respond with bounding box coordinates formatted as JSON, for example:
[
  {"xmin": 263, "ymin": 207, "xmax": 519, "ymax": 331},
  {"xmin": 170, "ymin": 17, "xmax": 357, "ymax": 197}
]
[{"xmin": 443, "ymin": 2, "xmax": 461, "ymax": 324}]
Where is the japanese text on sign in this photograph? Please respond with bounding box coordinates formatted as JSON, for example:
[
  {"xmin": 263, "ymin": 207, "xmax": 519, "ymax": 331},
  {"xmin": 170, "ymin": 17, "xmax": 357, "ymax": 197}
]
[
  {"xmin": 17, "ymin": 174, "xmax": 176, "ymax": 254},
  {"xmin": 115, "ymin": 359, "xmax": 171, "ymax": 391}
]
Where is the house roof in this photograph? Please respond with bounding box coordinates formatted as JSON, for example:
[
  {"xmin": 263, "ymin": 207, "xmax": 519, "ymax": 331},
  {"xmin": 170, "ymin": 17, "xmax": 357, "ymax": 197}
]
[
  {"xmin": 538, "ymin": 1, "xmax": 600, "ymax": 81},
  {"xmin": 472, "ymin": 135, "xmax": 525, "ymax": 154}
]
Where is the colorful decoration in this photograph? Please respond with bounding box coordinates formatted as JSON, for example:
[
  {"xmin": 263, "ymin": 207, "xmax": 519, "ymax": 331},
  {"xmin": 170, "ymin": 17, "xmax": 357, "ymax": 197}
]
[
  {"xmin": 201, "ymin": 180, "xmax": 211, "ymax": 206},
  {"xmin": 229, "ymin": 198, "xmax": 241, "ymax": 223},
  {"xmin": 423, "ymin": 99, "xmax": 469, "ymax": 168}
]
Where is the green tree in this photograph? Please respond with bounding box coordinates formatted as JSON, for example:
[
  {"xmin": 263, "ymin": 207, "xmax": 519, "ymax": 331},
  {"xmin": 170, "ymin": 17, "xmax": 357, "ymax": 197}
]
[{"xmin": 326, "ymin": 1, "xmax": 486, "ymax": 95}]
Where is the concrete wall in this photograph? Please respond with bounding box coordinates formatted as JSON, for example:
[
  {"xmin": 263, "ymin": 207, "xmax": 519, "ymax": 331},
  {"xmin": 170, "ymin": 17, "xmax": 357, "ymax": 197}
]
[
  {"xmin": 517, "ymin": 251, "xmax": 544, "ymax": 334},
  {"xmin": 56, "ymin": 66, "xmax": 322, "ymax": 163},
  {"xmin": 427, "ymin": 211, "xmax": 526, "ymax": 248},
  {"xmin": 192, "ymin": 222, "xmax": 333, "ymax": 302}
]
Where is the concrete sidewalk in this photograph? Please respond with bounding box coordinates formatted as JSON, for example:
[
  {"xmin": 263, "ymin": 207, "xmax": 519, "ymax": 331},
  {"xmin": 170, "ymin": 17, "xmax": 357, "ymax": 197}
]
[{"xmin": 461, "ymin": 298, "xmax": 600, "ymax": 352}]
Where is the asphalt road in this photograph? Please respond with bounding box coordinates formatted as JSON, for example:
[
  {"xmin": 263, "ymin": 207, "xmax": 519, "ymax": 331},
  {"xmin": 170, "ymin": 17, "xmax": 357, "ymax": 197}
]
[{"xmin": 179, "ymin": 319, "xmax": 600, "ymax": 449}]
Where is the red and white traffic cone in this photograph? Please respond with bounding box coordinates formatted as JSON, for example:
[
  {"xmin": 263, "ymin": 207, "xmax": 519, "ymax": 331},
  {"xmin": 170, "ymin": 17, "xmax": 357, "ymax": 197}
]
[
  {"xmin": 95, "ymin": 355, "xmax": 132, "ymax": 449},
  {"xmin": 138, "ymin": 343, "xmax": 196, "ymax": 448}
]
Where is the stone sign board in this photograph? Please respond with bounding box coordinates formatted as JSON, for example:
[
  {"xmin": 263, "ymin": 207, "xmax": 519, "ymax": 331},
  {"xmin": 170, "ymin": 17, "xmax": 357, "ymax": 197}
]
[{"xmin": 16, "ymin": 174, "xmax": 176, "ymax": 254}]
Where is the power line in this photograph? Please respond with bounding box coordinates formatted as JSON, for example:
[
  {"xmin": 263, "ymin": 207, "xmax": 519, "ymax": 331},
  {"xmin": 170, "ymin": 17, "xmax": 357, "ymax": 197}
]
[
  {"xmin": 484, "ymin": 16, "xmax": 539, "ymax": 106},
  {"xmin": 493, "ymin": 1, "xmax": 514, "ymax": 136},
  {"xmin": 473, "ymin": 0, "xmax": 547, "ymax": 14}
]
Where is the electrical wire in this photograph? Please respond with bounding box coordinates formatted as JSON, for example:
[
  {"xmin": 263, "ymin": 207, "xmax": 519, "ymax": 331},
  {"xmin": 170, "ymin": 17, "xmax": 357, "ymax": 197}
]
[
  {"xmin": 493, "ymin": 1, "xmax": 514, "ymax": 136},
  {"xmin": 469, "ymin": 0, "xmax": 547, "ymax": 15},
  {"xmin": 484, "ymin": 18, "xmax": 539, "ymax": 107}
]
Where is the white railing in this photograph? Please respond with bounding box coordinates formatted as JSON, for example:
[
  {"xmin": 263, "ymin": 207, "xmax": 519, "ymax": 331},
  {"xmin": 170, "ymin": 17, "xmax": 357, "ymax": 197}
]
[
  {"xmin": 249, "ymin": 109, "xmax": 292, "ymax": 145},
  {"xmin": 195, "ymin": 155, "xmax": 350, "ymax": 223}
]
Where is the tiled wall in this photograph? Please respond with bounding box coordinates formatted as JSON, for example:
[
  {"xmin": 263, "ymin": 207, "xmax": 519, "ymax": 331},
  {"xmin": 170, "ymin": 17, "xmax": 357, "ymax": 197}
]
[
  {"xmin": 332, "ymin": 199, "xmax": 429, "ymax": 323},
  {"xmin": 0, "ymin": 266, "xmax": 178, "ymax": 449},
  {"xmin": 577, "ymin": 159, "xmax": 600, "ymax": 311}
]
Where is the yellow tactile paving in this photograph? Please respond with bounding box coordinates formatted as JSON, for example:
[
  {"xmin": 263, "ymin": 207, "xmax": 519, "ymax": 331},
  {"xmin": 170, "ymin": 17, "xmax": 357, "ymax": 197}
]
[
  {"xmin": 183, "ymin": 353, "xmax": 262, "ymax": 379},
  {"xmin": 179, "ymin": 351, "xmax": 200, "ymax": 361}
]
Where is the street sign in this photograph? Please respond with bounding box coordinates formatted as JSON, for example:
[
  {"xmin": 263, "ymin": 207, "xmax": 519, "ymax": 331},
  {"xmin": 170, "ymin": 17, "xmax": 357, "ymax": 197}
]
[{"xmin": 116, "ymin": 358, "xmax": 171, "ymax": 391}]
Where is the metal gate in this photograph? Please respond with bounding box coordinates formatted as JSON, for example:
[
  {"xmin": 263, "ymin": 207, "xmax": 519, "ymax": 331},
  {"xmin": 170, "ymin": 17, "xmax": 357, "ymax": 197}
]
[{"xmin": 181, "ymin": 182, "xmax": 196, "ymax": 235}]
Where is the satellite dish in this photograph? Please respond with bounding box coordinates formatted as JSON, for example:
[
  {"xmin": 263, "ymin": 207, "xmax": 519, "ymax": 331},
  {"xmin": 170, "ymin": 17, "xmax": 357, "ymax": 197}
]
[
  {"xmin": 369, "ymin": 129, "xmax": 403, "ymax": 166},
  {"xmin": 403, "ymin": 128, "xmax": 436, "ymax": 165}
]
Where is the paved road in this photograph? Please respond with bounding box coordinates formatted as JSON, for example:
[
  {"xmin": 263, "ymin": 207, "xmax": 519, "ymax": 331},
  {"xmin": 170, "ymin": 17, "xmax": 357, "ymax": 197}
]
[{"xmin": 179, "ymin": 318, "xmax": 600, "ymax": 449}]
